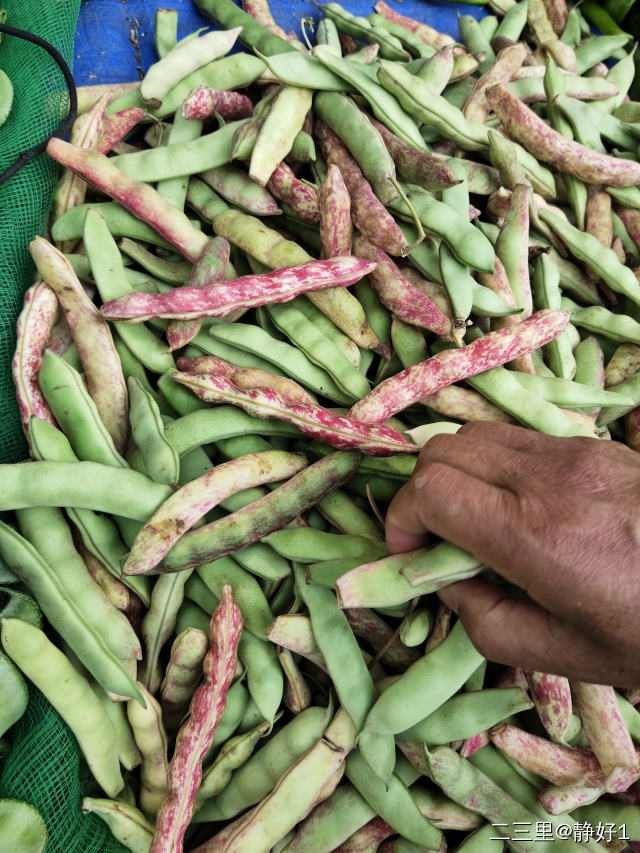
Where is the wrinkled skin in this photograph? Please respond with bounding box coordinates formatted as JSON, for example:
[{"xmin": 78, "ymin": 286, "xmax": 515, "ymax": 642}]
[{"xmin": 385, "ymin": 421, "xmax": 640, "ymax": 686}]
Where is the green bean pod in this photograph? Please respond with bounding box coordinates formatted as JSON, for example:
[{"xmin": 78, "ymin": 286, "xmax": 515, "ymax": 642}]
[
  {"xmin": 159, "ymin": 452, "xmax": 362, "ymax": 572},
  {"xmin": 81, "ymin": 798, "xmax": 154, "ymax": 853},
  {"xmin": 238, "ymin": 630, "xmax": 283, "ymax": 726},
  {"xmin": 532, "ymin": 253, "xmax": 576, "ymax": 379},
  {"xmin": 39, "ymin": 351, "xmax": 127, "ymax": 468},
  {"xmin": 0, "ymin": 522, "xmax": 142, "ymax": 701},
  {"xmin": 197, "ymin": 557, "xmax": 274, "ymax": 640},
  {"xmin": 266, "ymin": 302, "xmax": 370, "ymax": 400},
  {"xmin": 194, "ymin": 703, "xmax": 331, "ymax": 821},
  {"xmin": 316, "ymin": 1, "xmax": 411, "ymax": 61},
  {"xmin": 314, "ymin": 91, "xmax": 400, "ymax": 205},
  {"xmin": 128, "ymin": 377, "xmax": 180, "ymax": 486},
  {"xmin": 345, "ymin": 750, "xmax": 442, "ymax": 849},
  {"xmin": 1, "ymin": 618, "xmax": 124, "ymax": 797},
  {"xmin": 127, "ymin": 681, "xmax": 169, "ymax": 820},
  {"xmin": 312, "ymin": 46, "xmax": 426, "ymax": 150},
  {"xmin": 16, "ymin": 507, "xmax": 141, "ymax": 662},
  {"xmin": 195, "ymin": 720, "xmax": 271, "ymax": 808}
]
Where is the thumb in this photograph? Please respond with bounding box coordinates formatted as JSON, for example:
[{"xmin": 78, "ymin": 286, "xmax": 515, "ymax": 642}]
[{"xmin": 437, "ymin": 579, "xmax": 627, "ymax": 685}]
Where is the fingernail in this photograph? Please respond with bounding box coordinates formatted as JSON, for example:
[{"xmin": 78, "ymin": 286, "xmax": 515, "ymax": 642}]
[{"xmin": 438, "ymin": 586, "xmax": 458, "ymax": 614}]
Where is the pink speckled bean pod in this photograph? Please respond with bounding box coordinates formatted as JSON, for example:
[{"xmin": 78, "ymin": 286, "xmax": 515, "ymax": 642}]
[
  {"xmin": 369, "ymin": 118, "xmax": 460, "ymax": 191},
  {"xmin": 151, "ymin": 586, "xmax": 242, "ymax": 853},
  {"xmin": 77, "ymin": 540, "xmax": 130, "ymax": 614},
  {"xmin": 166, "ymin": 236, "xmax": 231, "ymax": 352},
  {"xmin": 97, "ymin": 107, "xmax": 146, "ymax": 154},
  {"xmin": 344, "ymin": 607, "xmax": 420, "ymax": 672},
  {"xmin": 572, "ymin": 681, "xmax": 640, "ymax": 794},
  {"xmin": 615, "ymin": 206, "xmax": 640, "ymax": 253},
  {"xmin": 46, "ymin": 315, "xmax": 73, "ymax": 356},
  {"xmin": 160, "ymin": 628, "xmax": 209, "ymax": 732},
  {"xmin": 29, "ymin": 237, "xmax": 128, "ymax": 452},
  {"xmin": 101, "ymin": 256, "xmax": 376, "ymax": 322},
  {"xmin": 538, "ymin": 782, "xmax": 606, "ymax": 815},
  {"xmin": 350, "ymin": 309, "xmax": 569, "ymax": 424},
  {"xmin": 402, "ymin": 267, "xmax": 454, "ymax": 323},
  {"xmin": 585, "ymin": 187, "xmax": 613, "ymax": 281},
  {"xmin": 525, "ymin": 671, "xmax": 572, "ymax": 742},
  {"xmin": 421, "ymin": 383, "xmax": 517, "ymax": 424},
  {"xmin": 172, "ymin": 372, "xmax": 417, "ymax": 456},
  {"xmin": 490, "ymin": 723, "xmax": 608, "ymax": 787},
  {"xmin": 353, "ymin": 236, "xmax": 453, "ymax": 337},
  {"xmin": 267, "ymin": 614, "xmax": 328, "ymax": 671},
  {"xmin": 459, "ymin": 731, "xmax": 491, "ymax": 758},
  {"xmin": 486, "ymin": 83, "xmax": 640, "ymax": 186},
  {"xmin": 54, "ymin": 94, "xmax": 110, "ymax": 253},
  {"xmin": 625, "ymin": 407, "xmax": 640, "ymax": 452},
  {"xmin": 242, "ymin": 0, "xmax": 290, "ymax": 39},
  {"xmin": 11, "ymin": 281, "xmax": 58, "ymax": 438},
  {"xmin": 101, "ymin": 257, "xmax": 375, "ymax": 323},
  {"xmin": 334, "ymin": 816, "xmax": 394, "ymax": 852},
  {"xmin": 122, "ymin": 451, "xmax": 307, "ymax": 577},
  {"xmin": 46, "ymin": 138, "xmax": 209, "ymax": 261},
  {"xmin": 542, "ymin": 0, "xmax": 569, "ymax": 34},
  {"xmin": 176, "ymin": 355, "xmax": 316, "ymax": 405},
  {"xmin": 182, "ymin": 87, "xmax": 254, "ymax": 121},
  {"xmin": 315, "ymin": 121, "xmax": 409, "ymax": 257},
  {"xmin": 374, "ymin": 0, "xmax": 456, "ymax": 51},
  {"xmin": 463, "ymin": 44, "xmax": 528, "ymax": 125},
  {"xmin": 267, "ymin": 162, "xmax": 319, "ymax": 224},
  {"xmin": 319, "ymin": 164, "xmax": 352, "ymax": 258}
]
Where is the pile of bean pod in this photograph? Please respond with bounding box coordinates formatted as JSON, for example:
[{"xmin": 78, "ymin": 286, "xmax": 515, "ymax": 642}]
[{"xmin": 4, "ymin": 0, "xmax": 640, "ymax": 849}]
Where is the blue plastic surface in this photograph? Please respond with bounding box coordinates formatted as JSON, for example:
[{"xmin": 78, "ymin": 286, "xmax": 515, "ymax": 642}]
[{"xmin": 73, "ymin": 0, "xmax": 486, "ymax": 85}]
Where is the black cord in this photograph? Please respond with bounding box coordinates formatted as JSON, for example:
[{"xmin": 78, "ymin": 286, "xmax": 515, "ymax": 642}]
[{"xmin": 0, "ymin": 23, "xmax": 77, "ymax": 186}]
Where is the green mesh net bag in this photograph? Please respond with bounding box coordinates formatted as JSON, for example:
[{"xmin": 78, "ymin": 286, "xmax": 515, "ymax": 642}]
[
  {"xmin": 0, "ymin": 688, "xmax": 128, "ymax": 853},
  {"xmin": 0, "ymin": 0, "xmax": 80, "ymax": 465},
  {"xmin": 0, "ymin": 4, "xmax": 129, "ymax": 851}
]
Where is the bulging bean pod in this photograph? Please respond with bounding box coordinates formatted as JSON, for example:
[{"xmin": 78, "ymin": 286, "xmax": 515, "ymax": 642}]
[
  {"xmin": 29, "ymin": 236, "xmax": 128, "ymax": 452},
  {"xmin": 140, "ymin": 28, "xmax": 242, "ymax": 109},
  {"xmin": 46, "ymin": 139, "xmax": 209, "ymax": 262},
  {"xmin": 82, "ymin": 798, "xmax": 154, "ymax": 853},
  {"xmin": 160, "ymin": 628, "xmax": 208, "ymax": 731},
  {"xmin": 362, "ymin": 620, "xmax": 484, "ymax": 737},
  {"xmin": 195, "ymin": 720, "xmax": 271, "ymax": 808},
  {"xmin": 11, "ymin": 282, "xmax": 58, "ymax": 439},
  {"xmin": 486, "ymin": 83, "xmax": 640, "ymax": 187},
  {"xmin": 1, "ymin": 618, "xmax": 124, "ymax": 797},
  {"xmin": 0, "ymin": 521, "xmax": 143, "ymax": 702},
  {"xmin": 101, "ymin": 256, "xmax": 376, "ymax": 322},
  {"xmin": 171, "ymin": 373, "xmax": 416, "ymax": 456},
  {"xmin": 351, "ymin": 310, "xmax": 569, "ymax": 424},
  {"xmin": 127, "ymin": 681, "xmax": 169, "ymax": 820},
  {"xmin": 353, "ymin": 237, "xmax": 453, "ymax": 337},
  {"xmin": 123, "ymin": 450, "xmax": 306, "ymax": 576},
  {"xmin": 401, "ymin": 688, "xmax": 534, "ymax": 745},
  {"xmin": 152, "ymin": 587, "xmax": 242, "ymax": 852},
  {"xmin": 183, "ymin": 86, "xmax": 254, "ymax": 121}
]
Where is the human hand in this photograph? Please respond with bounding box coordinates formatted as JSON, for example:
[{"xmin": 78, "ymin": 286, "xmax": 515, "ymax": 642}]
[{"xmin": 385, "ymin": 421, "xmax": 640, "ymax": 686}]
